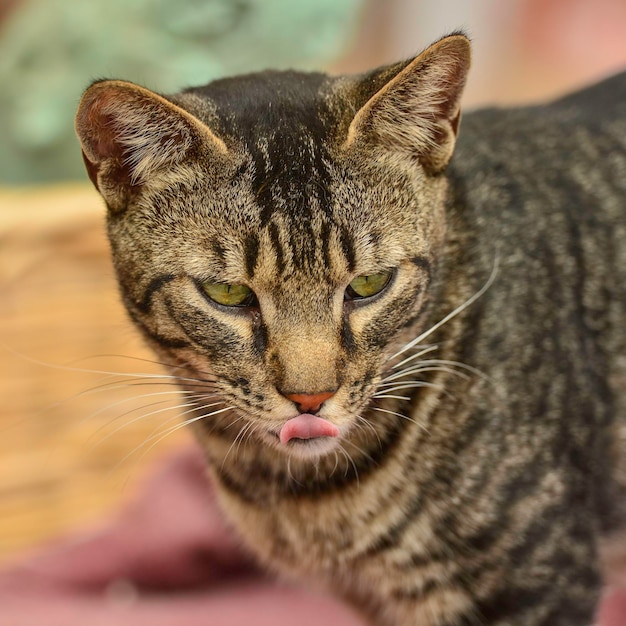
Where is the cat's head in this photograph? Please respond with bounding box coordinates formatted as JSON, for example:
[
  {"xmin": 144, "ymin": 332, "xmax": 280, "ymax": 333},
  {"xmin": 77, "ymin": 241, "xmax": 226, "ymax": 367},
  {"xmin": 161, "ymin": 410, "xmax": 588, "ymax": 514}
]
[{"xmin": 75, "ymin": 34, "xmax": 470, "ymax": 464}]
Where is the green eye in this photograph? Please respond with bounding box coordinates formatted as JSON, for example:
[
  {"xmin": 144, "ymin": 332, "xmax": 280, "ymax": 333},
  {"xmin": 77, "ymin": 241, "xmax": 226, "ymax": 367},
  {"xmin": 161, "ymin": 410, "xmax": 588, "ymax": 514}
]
[
  {"xmin": 201, "ymin": 282, "xmax": 255, "ymax": 307},
  {"xmin": 346, "ymin": 271, "xmax": 392, "ymax": 300}
]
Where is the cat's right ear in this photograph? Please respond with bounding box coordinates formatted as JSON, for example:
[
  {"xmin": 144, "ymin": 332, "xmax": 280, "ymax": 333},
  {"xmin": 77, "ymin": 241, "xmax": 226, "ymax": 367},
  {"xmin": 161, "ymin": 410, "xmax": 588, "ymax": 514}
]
[
  {"xmin": 343, "ymin": 34, "xmax": 471, "ymax": 173},
  {"xmin": 75, "ymin": 80, "xmax": 227, "ymax": 211}
]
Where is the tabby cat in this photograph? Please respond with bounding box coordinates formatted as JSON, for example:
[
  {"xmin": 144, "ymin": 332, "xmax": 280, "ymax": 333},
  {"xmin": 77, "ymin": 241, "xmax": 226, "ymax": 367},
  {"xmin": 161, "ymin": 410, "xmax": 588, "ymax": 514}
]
[{"xmin": 74, "ymin": 34, "xmax": 626, "ymax": 625}]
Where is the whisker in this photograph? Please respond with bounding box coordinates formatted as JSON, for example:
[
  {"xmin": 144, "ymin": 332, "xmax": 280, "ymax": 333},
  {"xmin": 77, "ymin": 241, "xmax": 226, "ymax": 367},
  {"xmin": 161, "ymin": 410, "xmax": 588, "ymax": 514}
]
[
  {"xmin": 68, "ymin": 353, "xmax": 217, "ymax": 380},
  {"xmin": 120, "ymin": 398, "xmax": 223, "ymax": 444},
  {"xmin": 391, "ymin": 344, "xmax": 440, "ymax": 371},
  {"xmin": 370, "ymin": 394, "xmax": 410, "ymax": 401},
  {"xmin": 370, "ymin": 406, "xmax": 429, "ymax": 433},
  {"xmin": 2, "ymin": 342, "xmax": 217, "ymax": 387},
  {"xmin": 242, "ymin": 420, "xmax": 258, "ymax": 449},
  {"xmin": 222, "ymin": 420, "xmax": 257, "ymax": 469},
  {"xmin": 287, "ymin": 456, "xmax": 304, "ymax": 488},
  {"xmin": 140, "ymin": 400, "xmax": 231, "ymax": 450},
  {"xmin": 373, "ymin": 382, "xmax": 444, "ymax": 398},
  {"xmin": 337, "ymin": 444, "xmax": 360, "ymax": 488},
  {"xmin": 386, "ymin": 255, "xmax": 499, "ymax": 363},
  {"xmin": 379, "ymin": 364, "xmax": 471, "ymax": 385},
  {"xmin": 330, "ymin": 450, "xmax": 340, "ymax": 477},
  {"xmin": 168, "ymin": 406, "xmax": 234, "ymax": 435},
  {"xmin": 342, "ymin": 437, "xmax": 377, "ymax": 467},
  {"xmin": 356, "ymin": 415, "xmax": 382, "ymax": 449},
  {"xmin": 82, "ymin": 388, "xmax": 191, "ymax": 423},
  {"xmin": 90, "ymin": 400, "xmax": 200, "ymax": 448},
  {"xmin": 375, "ymin": 380, "xmax": 439, "ymax": 390},
  {"xmin": 29, "ymin": 376, "xmax": 202, "ymax": 425},
  {"xmin": 243, "ymin": 423, "xmax": 260, "ymax": 449},
  {"xmin": 112, "ymin": 405, "xmax": 234, "ymax": 476},
  {"xmin": 77, "ymin": 390, "xmax": 216, "ymax": 440},
  {"xmin": 419, "ymin": 358, "xmax": 490, "ymax": 381}
]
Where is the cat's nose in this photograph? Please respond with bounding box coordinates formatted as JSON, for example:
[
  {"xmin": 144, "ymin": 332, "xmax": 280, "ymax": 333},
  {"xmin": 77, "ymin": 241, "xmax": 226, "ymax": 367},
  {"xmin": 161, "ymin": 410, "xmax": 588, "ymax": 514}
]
[{"xmin": 284, "ymin": 391, "xmax": 336, "ymax": 414}]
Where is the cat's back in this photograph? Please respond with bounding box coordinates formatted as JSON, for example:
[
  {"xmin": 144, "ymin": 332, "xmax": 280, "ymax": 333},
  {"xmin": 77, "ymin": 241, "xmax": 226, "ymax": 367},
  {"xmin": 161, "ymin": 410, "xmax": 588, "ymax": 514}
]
[
  {"xmin": 453, "ymin": 71, "xmax": 626, "ymax": 207},
  {"xmin": 449, "ymin": 72, "xmax": 626, "ymax": 533},
  {"xmin": 450, "ymin": 70, "xmax": 626, "ymax": 313}
]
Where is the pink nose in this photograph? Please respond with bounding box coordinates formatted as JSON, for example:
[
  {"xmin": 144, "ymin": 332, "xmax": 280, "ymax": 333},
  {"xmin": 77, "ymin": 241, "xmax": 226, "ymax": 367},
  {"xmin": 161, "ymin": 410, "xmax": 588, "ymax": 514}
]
[{"xmin": 284, "ymin": 391, "xmax": 336, "ymax": 414}]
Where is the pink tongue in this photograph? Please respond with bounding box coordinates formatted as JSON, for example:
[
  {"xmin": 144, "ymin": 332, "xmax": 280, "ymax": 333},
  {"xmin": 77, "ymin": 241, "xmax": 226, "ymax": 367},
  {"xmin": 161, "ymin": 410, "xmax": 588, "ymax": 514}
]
[{"xmin": 279, "ymin": 414, "xmax": 340, "ymax": 445}]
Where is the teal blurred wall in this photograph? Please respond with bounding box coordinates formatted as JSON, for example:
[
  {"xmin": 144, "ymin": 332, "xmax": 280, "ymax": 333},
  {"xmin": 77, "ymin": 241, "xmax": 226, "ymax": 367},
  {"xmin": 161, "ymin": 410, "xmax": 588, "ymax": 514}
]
[{"xmin": 0, "ymin": 0, "xmax": 363, "ymax": 184}]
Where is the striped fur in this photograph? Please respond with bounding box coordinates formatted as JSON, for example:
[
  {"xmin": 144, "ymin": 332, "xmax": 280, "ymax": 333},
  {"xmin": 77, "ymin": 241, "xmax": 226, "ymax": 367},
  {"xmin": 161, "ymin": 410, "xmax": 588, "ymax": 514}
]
[{"xmin": 75, "ymin": 34, "xmax": 626, "ymax": 625}]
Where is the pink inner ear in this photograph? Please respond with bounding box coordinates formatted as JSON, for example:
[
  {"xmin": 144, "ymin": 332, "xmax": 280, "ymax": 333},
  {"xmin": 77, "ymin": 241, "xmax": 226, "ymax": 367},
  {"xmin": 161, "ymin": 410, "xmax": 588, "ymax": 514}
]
[
  {"xmin": 93, "ymin": 118, "xmax": 122, "ymax": 161},
  {"xmin": 81, "ymin": 150, "xmax": 100, "ymax": 188},
  {"xmin": 76, "ymin": 93, "xmax": 119, "ymax": 191},
  {"xmin": 77, "ymin": 87, "xmax": 129, "ymax": 164}
]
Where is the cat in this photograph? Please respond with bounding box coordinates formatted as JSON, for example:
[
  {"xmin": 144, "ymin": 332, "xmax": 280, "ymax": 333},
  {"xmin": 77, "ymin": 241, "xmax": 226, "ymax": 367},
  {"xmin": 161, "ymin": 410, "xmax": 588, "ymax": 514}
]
[{"xmin": 74, "ymin": 33, "xmax": 626, "ymax": 626}]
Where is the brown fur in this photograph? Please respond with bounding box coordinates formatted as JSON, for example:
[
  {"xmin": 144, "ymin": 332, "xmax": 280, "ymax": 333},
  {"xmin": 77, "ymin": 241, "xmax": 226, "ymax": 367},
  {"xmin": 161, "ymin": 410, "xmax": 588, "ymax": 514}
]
[{"xmin": 75, "ymin": 34, "xmax": 626, "ymax": 625}]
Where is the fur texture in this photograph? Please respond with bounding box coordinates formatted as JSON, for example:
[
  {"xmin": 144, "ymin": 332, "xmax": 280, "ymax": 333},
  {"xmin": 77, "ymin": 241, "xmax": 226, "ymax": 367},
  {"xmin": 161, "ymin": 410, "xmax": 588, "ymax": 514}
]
[{"xmin": 75, "ymin": 34, "xmax": 626, "ymax": 625}]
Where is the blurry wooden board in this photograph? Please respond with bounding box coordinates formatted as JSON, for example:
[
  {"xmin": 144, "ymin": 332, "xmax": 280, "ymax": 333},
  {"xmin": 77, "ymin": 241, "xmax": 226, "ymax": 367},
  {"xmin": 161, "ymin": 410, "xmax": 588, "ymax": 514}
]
[{"xmin": 0, "ymin": 185, "xmax": 191, "ymax": 562}]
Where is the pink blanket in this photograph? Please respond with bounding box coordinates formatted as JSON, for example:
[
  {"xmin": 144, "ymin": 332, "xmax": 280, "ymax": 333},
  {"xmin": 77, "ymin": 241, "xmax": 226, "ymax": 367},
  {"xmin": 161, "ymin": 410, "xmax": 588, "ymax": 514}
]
[{"xmin": 1, "ymin": 444, "xmax": 624, "ymax": 625}]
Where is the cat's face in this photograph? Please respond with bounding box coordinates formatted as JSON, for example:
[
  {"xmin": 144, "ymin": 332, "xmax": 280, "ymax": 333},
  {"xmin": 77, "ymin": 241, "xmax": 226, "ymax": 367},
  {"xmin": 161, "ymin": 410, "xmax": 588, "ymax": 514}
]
[{"xmin": 75, "ymin": 35, "xmax": 470, "ymax": 462}]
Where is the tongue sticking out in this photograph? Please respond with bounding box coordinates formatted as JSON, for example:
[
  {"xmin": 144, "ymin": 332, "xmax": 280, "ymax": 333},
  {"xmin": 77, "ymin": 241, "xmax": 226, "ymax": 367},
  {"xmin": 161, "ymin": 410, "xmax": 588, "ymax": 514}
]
[{"xmin": 279, "ymin": 414, "xmax": 340, "ymax": 445}]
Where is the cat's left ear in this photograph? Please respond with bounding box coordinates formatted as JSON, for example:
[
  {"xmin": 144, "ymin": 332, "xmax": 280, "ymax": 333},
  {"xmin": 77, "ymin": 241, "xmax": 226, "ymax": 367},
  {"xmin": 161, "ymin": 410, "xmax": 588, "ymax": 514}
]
[{"xmin": 344, "ymin": 34, "xmax": 471, "ymax": 173}]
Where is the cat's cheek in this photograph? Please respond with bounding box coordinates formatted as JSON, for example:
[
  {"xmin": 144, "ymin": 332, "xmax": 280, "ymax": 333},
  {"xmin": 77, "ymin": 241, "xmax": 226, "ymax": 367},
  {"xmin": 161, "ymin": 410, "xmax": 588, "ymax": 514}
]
[{"xmin": 349, "ymin": 288, "xmax": 426, "ymax": 354}]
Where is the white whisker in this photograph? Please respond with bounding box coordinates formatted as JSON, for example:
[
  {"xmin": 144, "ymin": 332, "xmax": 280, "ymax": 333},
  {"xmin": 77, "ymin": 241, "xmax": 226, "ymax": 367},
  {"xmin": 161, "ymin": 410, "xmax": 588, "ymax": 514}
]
[
  {"xmin": 403, "ymin": 358, "xmax": 489, "ymax": 380},
  {"xmin": 375, "ymin": 380, "xmax": 439, "ymax": 390},
  {"xmin": 379, "ymin": 364, "xmax": 470, "ymax": 385},
  {"xmin": 98, "ymin": 394, "xmax": 222, "ymax": 447},
  {"xmin": 371, "ymin": 406, "xmax": 429, "ymax": 433},
  {"xmin": 90, "ymin": 400, "xmax": 199, "ymax": 448},
  {"xmin": 391, "ymin": 344, "xmax": 440, "ymax": 371},
  {"xmin": 337, "ymin": 444, "xmax": 360, "ymax": 487},
  {"xmin": 142, "ymin": 399, "xmax": 223, "ymax": 441},
  {"xmin": 371, "ymin": 394, "xmax": 410, "ymax": 401},
  {"xmin": 70, "ymin": 353, "xmax": 216, "ymax": 380},
  {"xmin": 386, "ymin": 256, "xmax": 499, "ymax": 363},
  {"xmin": 222, "ymin": 420, "xmax": 253, "ymax": 469},
  {"xmin": 83, "ymin": 388, "xmax": 190, "ymax": 423},
  {"xmin": 287, "ymin": 456, "xmax": 304, "ymax": 488},
  {"xmin": 342, "ymin": 437, "xmax": 377, "ymax": 466},
  {"xmin": 112, "ymin": 405, "xmax": 234, "ymax": 475},
  {"xmin": 356, "ymin": 415, "xmax": 382, "ymax": 449}
]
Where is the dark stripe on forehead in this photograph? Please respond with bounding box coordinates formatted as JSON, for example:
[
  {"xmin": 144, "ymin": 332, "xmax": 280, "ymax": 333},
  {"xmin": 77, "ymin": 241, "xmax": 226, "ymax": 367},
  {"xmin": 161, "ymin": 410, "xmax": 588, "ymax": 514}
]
[
  {"xmin": 243, "ymin": 233, "xmax": 259, "ymax": 279},
  {"xmin": 250, "ymin": 133, "xmax": 333, "ymax": 229},
  {"xmin": 211, "ymin": 238, "xmax": 226, "ymax": 264},
  {"xmin": 186, "ymin": 71, "xmax": 335, "ymax": 227},
  {"xmin": 268, "ymin": 222, "xmax": 286, "ymax": 275},
  {"xmin": 320, "ymin": 220, "xmax": 332, "ymax": 270},
  {"xmin": 339, "ymin": 227, "xmax": 357, "ymax": 273}
]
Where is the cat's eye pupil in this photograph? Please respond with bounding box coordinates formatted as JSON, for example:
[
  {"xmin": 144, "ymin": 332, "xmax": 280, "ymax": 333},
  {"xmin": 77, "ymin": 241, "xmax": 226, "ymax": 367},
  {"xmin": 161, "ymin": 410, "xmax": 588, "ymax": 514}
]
[
  {"xmin": 346, "ymin": 271, "xmax": 392, "ymax": 300},
  {"xmin": 201, "ymin": 281, "xmax": 255, "ymax": 307}
]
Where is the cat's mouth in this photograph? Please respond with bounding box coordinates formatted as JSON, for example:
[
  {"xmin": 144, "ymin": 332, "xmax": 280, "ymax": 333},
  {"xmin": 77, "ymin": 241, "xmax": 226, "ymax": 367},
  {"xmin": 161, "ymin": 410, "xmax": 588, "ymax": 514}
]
[
  {"xmin": 278, "ymin": 413, "xmax": 340, "ymax": 444},
  {"xmin": 266, "ymin": 413, "xmax": 341, "ymax": 457}
]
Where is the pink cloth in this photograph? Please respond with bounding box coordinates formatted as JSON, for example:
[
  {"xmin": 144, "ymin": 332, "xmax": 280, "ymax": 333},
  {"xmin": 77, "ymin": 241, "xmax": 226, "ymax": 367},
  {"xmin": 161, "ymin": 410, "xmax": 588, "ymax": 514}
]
[{"xmin": 0, "ymin": 443, "xmax": 623, "ymax": 625}]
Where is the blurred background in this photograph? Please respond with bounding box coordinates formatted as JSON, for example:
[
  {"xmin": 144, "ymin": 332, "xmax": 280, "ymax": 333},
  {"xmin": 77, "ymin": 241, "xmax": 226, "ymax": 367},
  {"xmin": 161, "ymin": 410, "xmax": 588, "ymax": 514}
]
[{"xmin": 1, "ymin": 0, "xmax": 625, "ymax": 563}]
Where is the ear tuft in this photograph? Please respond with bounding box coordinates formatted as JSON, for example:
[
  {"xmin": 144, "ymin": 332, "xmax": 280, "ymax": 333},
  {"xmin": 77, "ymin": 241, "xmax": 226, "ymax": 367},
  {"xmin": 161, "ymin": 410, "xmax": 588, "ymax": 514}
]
[{"xmin": 345, "ymin": 34, "xmax": 471, "ymax": 173}]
